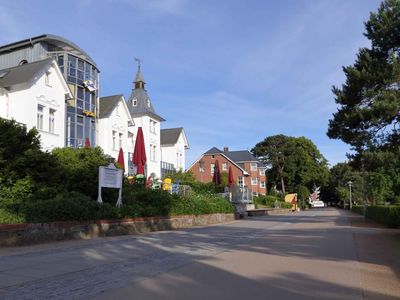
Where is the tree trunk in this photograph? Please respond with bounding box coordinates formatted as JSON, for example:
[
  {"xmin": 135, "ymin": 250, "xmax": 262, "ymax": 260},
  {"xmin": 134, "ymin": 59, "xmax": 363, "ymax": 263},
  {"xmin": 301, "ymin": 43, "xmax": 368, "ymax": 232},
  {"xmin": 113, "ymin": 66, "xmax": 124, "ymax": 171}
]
[{"xmin": 281, "ymin": 176, "xmax": 286, "ymax": 195}]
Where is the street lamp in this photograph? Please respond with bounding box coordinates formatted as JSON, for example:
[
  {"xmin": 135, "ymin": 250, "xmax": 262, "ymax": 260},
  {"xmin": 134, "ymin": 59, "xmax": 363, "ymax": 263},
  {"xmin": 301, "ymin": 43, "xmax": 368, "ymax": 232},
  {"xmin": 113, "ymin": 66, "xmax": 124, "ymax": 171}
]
[{"xmin": 347, "ymin": 181, "xmax": 353, "ymax": 210}]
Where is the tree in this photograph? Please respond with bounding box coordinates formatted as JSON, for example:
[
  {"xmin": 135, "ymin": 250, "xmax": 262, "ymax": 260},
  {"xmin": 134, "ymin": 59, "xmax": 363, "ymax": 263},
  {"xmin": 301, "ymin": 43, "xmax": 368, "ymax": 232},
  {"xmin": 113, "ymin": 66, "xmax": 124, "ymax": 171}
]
[
  {"xmin": 252, "ymin": 135, "xmax": 329, "ymax": 194},
  {"xmin": 0, "ymin": 118, "xmax": 59, "ymax": 187},
  {"xmin": 327, "ymin": 0, "xmax": 400, "ymax": 151}
]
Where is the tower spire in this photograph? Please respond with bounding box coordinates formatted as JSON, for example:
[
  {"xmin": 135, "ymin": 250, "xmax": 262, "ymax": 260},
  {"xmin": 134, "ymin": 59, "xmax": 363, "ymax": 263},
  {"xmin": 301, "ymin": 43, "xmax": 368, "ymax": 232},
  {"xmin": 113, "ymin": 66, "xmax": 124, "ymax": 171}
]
[{"xmin": 133, "ymin": 57, "xmax": 145, "ymax": 89}]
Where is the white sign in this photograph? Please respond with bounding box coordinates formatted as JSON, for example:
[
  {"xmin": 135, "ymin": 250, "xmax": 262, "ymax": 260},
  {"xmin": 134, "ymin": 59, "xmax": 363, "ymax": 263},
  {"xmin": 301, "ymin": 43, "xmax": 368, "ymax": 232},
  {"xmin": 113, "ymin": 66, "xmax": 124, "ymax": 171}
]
[{"xmin": 97, "ymin": 163, "xmax": 123, "ymax": 207}]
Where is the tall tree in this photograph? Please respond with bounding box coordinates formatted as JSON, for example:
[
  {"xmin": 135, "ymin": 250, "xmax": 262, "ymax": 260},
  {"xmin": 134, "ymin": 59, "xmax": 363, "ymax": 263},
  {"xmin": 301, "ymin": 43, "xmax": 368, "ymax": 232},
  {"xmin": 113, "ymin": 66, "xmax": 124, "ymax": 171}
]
[
  {"xmin": 327, "ymin": 0, "xmax": 400, "ymax": 151},
  {"xmin": 252, "ymin": 135, "xmax": 329, "ymax": 194}
]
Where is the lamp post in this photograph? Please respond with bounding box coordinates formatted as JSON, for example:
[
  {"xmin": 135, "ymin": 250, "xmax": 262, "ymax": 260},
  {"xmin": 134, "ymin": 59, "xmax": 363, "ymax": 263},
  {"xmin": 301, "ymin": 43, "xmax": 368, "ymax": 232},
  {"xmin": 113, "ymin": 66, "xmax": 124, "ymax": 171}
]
[{"xmin": 347, "ymin": 181, "xmax": 353, "ymax": 210}]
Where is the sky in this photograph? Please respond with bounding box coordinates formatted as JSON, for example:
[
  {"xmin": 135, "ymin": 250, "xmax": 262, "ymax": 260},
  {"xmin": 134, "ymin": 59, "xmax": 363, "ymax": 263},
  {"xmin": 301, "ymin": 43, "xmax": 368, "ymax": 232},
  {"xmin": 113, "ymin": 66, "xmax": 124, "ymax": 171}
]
[{"xmin": 0, "ymin": 0, "xmax": 382, "ymax": 168}]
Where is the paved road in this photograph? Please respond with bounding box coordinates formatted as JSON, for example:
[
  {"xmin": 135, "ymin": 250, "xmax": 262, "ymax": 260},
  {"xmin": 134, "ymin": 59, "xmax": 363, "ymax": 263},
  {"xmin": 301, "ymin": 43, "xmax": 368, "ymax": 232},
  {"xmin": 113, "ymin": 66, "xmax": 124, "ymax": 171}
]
[{"xmin": 0, "ymin": 208, "xmax": 399, "ymax": 299}]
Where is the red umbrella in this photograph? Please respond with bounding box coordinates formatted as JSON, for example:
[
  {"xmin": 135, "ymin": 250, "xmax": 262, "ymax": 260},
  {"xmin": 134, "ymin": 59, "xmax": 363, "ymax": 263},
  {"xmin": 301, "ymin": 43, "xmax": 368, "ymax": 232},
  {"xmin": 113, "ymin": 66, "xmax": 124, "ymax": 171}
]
[
  {"xmin": 228, "ymin": 165, "xmax": 234, "ymax": 191},
  {"xmin": 133, "ymin": 127, "xmax": 147, "ymax": 175},
  {"xmin": 84, "ymin": 138, "xmax": 91, "ymax": 148},
  {"xmin": 117, "ymin": 147, "xmax": 125, "ymax": 171},
  {"xmin": 213, "ymin": 159, "xmax": 221, "ymax": 186}
]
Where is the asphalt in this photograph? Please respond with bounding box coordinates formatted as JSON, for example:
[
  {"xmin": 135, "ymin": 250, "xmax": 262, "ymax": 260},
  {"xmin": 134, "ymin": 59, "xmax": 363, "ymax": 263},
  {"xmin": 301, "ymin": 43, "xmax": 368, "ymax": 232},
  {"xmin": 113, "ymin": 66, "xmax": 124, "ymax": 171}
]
[{"xmin": 0, "ymin": 208, "xmax": 399, "ymax": 300}]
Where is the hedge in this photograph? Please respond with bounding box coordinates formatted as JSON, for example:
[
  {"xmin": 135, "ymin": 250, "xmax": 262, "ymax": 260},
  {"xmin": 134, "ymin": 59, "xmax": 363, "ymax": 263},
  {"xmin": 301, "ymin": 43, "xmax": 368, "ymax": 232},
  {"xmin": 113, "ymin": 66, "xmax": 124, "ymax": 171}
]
[
  {"xmin": 352, "ymin": 205, "xmax": 400, "ymax": 228},
  {"xmin": 0, "ymin": 189, "xmax": 235, "ymax": 224}
]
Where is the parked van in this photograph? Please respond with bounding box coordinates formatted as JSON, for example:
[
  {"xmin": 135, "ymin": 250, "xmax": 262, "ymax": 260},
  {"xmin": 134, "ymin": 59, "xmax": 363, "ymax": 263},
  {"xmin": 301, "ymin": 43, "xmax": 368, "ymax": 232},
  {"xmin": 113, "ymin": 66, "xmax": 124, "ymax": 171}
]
[{"xmin": 311, "ymin": 201, "xmax": 325, "ymax": 208}]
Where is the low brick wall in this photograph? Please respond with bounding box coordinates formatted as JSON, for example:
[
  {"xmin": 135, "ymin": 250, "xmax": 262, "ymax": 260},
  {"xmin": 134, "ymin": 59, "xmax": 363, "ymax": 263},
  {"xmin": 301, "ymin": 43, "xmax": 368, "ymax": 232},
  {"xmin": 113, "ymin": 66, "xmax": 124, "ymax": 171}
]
[
  {"xmin": 247, "ymin": 208, "xmax": 292, "ymax": 217},
  {"xmin": 0, "ymin": 213, "xmax": 235, "ymax": 247}
]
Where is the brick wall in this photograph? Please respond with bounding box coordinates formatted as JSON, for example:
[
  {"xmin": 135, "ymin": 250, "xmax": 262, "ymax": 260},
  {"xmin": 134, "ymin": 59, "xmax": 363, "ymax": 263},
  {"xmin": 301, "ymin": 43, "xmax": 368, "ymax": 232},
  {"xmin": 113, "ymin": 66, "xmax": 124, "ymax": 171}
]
[{"xmin": 0, "ymin": 213, "xmax": 236, "ymax": 247}]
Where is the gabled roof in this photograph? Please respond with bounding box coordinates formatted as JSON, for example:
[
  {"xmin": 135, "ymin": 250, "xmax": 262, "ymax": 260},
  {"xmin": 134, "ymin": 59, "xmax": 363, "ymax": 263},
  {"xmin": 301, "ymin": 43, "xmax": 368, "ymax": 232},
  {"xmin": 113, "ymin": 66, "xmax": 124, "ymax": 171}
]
[
  {"xmin": 99, "ymin": 95, "xmax": 122, "ymax": 118},
  {"xmin": 0, "ymin": 34, "xmax": 97, "ymax": 68},
  {"xmin": 161, "ymin": 127, "xmax": 189, "ymax": 148},
  {"xmin": 204, "ymin": 147, "xmax": 224, "ymax": 155},
  {"xmin": 0, "ymin": 58, "xmax": 53, "ymax": 87},
  {"xmin": 98, "ymin": 94, "xmax": 135, "ymax": 126},
  {"xmin": 187, "ymin": 147, "xmax": 249, "ymax": 175}
]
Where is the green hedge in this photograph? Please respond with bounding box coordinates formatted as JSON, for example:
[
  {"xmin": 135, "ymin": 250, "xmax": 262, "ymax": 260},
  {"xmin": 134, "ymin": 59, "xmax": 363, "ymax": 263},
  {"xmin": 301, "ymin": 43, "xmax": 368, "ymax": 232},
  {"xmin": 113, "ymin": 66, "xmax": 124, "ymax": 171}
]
[
  {"xmin": 0, "ymin": 189, "xmax": 235, "ymax": 224},
  {"xmin": 352, "ymin": 205, "xmax": 400, "ymax": 228}
]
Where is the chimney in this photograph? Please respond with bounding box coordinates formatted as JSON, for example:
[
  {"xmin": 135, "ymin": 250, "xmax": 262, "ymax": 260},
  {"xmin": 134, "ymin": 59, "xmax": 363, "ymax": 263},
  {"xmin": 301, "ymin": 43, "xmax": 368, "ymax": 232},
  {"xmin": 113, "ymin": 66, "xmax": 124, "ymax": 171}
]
[{"xmin": 223, "ymin": 147, "xmax": 229, "ymax": 153}]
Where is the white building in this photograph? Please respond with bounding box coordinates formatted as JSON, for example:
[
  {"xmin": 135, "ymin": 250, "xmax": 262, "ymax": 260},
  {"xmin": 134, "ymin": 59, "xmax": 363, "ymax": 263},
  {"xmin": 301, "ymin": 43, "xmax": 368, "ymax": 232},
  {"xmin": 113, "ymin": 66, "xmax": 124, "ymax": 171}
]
[
  {"xmin": 98, "ymin": 94, "xmax": 136, "ymax": 173},
  {"xmin": 126, "ymin": 67, "xmax": 165, "ymax": 178},
  {"xmin": 160, "ymin": 128, "xmax": 189, "ymax": 177},
  {"xmin": 0, "ymin": 58, "xmax": 72, "ymax": 151}
]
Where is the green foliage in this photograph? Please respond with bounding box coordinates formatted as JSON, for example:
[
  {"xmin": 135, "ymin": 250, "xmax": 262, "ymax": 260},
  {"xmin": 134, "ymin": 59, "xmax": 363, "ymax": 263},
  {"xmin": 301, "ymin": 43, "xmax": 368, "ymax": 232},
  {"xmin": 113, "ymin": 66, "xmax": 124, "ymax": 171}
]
[
  {"xmin": 0, "ymin": 118, "xmax": 60, "ymax": 188},
  {"xmin": 352, "ymin": 205, "xmax": 400, "ymax": 227},
  {"xmin": 21, "ymin": 191, "xmax": 120, "ymax": 223},
  {"xmin": 252, "ymin": 135, "xmax": 329, "ymax": 193},
  {"xmin": 296, "ymin": 185, "xmax": 310, "ymax": 209},
  {"xmin": 169, "ymin": 192, "xmax": 234, "ymax": 215},
  {"xmin": 328, "ymin": 0, "xmax": 400, "ymax": 150},
  {"xmin": 167, "ymin": 170, "xmax": 196, "ymax": 185},
  {"xmin": 253, "ymin": 195, "xmax": 279, "ymax": 208},
  {"xmin": 52, "ymin": 147, "xmax": 109, "ymax": 199}
]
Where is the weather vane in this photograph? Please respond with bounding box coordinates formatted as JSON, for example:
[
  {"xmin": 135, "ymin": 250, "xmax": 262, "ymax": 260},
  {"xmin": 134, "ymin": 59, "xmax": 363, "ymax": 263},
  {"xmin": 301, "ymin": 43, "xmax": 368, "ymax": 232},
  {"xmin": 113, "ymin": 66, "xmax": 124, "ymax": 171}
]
[{"xmin": 134, "ymin": 57, "xmax": 142, "ymax": 71}]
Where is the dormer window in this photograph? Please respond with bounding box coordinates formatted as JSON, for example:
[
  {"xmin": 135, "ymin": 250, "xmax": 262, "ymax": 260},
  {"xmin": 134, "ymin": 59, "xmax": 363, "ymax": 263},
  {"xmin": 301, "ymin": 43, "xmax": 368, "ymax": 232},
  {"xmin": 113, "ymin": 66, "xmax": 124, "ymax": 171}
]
[
  {"xmin": 133, "ymin": 98, "xmax": 137, "ymax": 106},
  {"xmin": 147, "ymin": 98, "xmax": 150, "ymax": 108}
]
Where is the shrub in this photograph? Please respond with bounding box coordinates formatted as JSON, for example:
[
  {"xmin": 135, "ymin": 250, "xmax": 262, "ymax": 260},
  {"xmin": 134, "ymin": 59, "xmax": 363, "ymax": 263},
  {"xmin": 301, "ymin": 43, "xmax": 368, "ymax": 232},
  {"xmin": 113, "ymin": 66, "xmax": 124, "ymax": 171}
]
[
  {"xmin": 21, "ymin": 191, "xmax": 119, "ymax": 223},
  {"xmin": 352, "ymin": 205, "xmax": 400, "ymax": 228},
  {"xmin": 366, "ymin": 206, "xmax": 400, "ymax": 228},
  {"xmin": 52, "ymin": 147, "xmax": 109, "ymax": 199},
  {"xmin": 169, "ymin": 192, "xmax": 234, "ymax": 216}
]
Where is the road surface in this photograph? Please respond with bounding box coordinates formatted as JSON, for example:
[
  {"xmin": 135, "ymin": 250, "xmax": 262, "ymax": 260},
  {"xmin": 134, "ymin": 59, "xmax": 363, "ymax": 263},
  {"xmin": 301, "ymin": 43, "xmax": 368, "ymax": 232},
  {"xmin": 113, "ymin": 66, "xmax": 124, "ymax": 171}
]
[{"xmin": 0, "ymin": 208, "xmax": 399, "ymax": 299}]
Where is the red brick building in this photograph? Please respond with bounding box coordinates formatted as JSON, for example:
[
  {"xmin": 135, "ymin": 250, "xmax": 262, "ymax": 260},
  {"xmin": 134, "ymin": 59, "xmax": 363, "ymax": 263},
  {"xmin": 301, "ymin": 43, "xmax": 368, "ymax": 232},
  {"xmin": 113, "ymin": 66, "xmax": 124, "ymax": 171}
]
[{"xmin": 188, "ymin": 147, "xmax": 267, "ymax": 196}]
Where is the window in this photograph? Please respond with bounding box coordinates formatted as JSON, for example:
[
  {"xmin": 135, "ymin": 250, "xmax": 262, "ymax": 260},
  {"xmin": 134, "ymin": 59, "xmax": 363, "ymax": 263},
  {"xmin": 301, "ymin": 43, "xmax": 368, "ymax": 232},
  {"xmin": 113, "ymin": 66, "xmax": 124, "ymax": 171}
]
[
  {"xmin": 210, "ymin": 163, "xmax": 215, "ymax": 175},
  {"xmin": 149, "ymin": 120, "xmax": 157, "ymax": 134},
  {"xmin": 133, "ymin": 98, "xmax": 137, "ymax": 106},
  {"xmin": 119, "ymin": 133, "xmax": 123, "ymax": 149},
  {"xmin": 153, "ymin": 145, "xmax": 157, "ymax": 162},
  {"xmin": 222, "ymin": 163, "xmax": 227, "ymax": 171},
  {"xmin": 37, "ymin": 104, "xmax": 44, "ymax": 130},
  {"xmin": 147, "ymin": 98, "xmax": 151, "ymax": 107},
  {"xmin": 49, "ymin": 109, "xmax": 55, "ymax": 133},
  {"xmin": 259, "ymin": 168, "xmax": 265, "ymax": 176},
  {"xmin": 77, "ymin": 116, "xmax": 84, "ymax": 147},
  {"xmin": 251, "ymin": 177, "xmax": 258, "ymax": 185},
  {"xmin": 112, "ymin": 131, "xmax": 117, "ymax": 150},
  {"xmin": 238, "ymin": 176, "xmax": 244, "ymax": 187},
  {"xmin": 251, "ymin": 163, "xmax": 257, "ymax": 171},
  {"xmin": 45, "ymin": 72, "xmax": 51, "ymax": 86},
  {"xmin": 260, "ymin": 181, "xmax": 266, "ymax": 188},
  {"xmin": 128, "ymin": 132, "xmax": 134, "ymax": 150}
]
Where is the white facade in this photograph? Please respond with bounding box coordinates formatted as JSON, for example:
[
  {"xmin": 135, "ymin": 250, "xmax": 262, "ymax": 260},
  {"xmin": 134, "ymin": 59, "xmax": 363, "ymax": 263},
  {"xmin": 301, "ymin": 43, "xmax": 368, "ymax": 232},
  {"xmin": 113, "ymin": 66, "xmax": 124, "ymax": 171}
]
[
  {"xmin": 0, "ymin": 60, "xmax": 71, "ymax": 151},
  {"xmin": 161, "ymin": 129, "xmax": 189, "ymax": 171},
  {"xmin": 132, "ymin": 115, "xmax": 161, "ymax": 178},
  {"xmin": 97, "ymin": 96, "xmax": 136, "ymax": 173}
]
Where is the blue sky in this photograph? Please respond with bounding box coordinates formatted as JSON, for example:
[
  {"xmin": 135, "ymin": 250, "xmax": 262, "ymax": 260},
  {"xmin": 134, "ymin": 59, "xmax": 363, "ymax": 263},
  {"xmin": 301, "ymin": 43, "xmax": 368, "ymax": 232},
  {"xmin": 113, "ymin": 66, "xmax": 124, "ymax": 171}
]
[{"xmin": 0, "ymin": 0, "xmax": 382, "ymax": 167}]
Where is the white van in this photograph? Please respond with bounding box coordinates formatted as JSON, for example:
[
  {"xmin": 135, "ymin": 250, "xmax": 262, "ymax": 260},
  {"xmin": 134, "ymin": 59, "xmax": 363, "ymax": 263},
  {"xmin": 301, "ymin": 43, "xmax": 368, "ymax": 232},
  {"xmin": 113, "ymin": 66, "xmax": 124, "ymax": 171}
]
[{"xmin": 311, "ymin": 201, "xmax": 325, "ymax": 208}]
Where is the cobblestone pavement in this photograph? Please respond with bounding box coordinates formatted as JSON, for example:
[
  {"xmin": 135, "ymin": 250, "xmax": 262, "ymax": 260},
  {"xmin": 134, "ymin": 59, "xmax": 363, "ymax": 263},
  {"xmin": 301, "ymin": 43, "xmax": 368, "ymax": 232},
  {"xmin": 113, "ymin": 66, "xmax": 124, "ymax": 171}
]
[{"xmin": 0, "ymin": 209, "xmax": 399, "ymax": 300}]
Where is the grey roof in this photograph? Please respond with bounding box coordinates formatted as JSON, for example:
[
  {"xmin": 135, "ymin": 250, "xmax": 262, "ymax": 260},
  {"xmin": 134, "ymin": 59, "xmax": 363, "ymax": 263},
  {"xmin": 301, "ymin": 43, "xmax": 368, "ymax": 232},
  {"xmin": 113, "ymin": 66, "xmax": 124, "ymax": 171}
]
[
  {"xmin": 134, "ymin": 69, "xmax": 145, "ymax": 83},
  {"xmin": 99, "ymin": 94, "xmax": 123, "ymax": 119},
  {"xmin": 0, "ymin": 58, "xmax": 53, "ymax": 88},
  {"xmin": 226, "ymin": 150, "xmax": 259, "ymax": 163},
  {"xmin": 127, "ymin": 70, "xmax": 165, "ymax": 122},
  {"xmin": 161, "ymin": 128, "xmax": 183, "ymax": 145},
  {"xmin": 204, "ymin": 147, "xmax": 224, "ymax": 155},
  {"xmin": 203, "ymin": 147, "xmax": 265, "ymax": 167},
  {"xmin": 0, "ymin": 34, "xmax": 98, "ymax": 68}
]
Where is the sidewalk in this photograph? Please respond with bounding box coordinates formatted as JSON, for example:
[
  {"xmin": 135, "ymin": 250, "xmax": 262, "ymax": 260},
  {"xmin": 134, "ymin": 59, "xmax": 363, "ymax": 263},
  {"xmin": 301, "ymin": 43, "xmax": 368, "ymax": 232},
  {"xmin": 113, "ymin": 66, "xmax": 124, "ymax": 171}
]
[{"xmin": 345, "ymin": 210, "xmax": 400, "ymax": 300}]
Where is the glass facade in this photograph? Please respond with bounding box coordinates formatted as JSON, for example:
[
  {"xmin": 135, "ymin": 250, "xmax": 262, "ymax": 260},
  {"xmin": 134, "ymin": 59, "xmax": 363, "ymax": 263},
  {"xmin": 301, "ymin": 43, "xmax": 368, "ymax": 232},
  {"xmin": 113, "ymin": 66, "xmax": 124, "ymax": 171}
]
[{"xmin": 50, "ymin": 52, "xmax": 99, "ymax": 148}]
